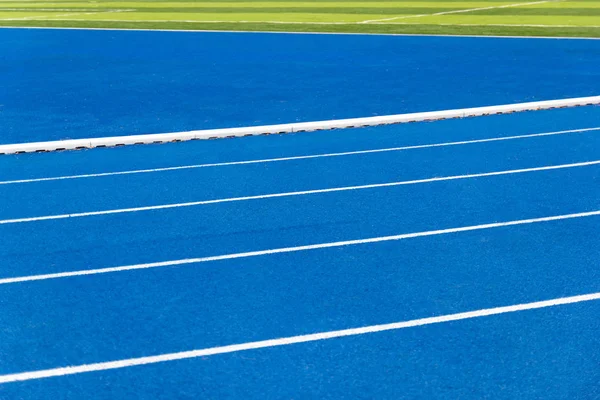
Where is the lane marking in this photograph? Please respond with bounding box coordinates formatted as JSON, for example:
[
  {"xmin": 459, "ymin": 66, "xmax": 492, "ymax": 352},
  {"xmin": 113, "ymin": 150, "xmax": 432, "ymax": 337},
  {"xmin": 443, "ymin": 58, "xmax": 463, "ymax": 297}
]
[
  {"xmin": 1, "ymin": 160, "xmax": 599, "ymax": 225},
  {"xmin": 2, "ymin": 96, "xmax": 599, "ymax": 154},
  {"xmin": 2, "ymin": 290, "xmax": 600, "ymax": 383},
  {"xmin": 1, "ymin": 25, "xmax": 600, "ymax": 39},
  {"xmin": 1, "ymin": 209, "xmax": 599, "ymax": 285},
  {"xmin": 361, "ymin": 0, "xmax": 557, "ymax": 24},
  {"xmin": 2, "ymin": 126, "xmax": 599, "ymax": 186}
]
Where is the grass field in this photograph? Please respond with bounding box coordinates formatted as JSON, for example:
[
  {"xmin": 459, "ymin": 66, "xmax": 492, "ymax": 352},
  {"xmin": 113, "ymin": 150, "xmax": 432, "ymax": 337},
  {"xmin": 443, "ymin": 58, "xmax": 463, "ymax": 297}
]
[{"xmin": 0, "ymin": 0, "xmax": 599, "ymax": 37}]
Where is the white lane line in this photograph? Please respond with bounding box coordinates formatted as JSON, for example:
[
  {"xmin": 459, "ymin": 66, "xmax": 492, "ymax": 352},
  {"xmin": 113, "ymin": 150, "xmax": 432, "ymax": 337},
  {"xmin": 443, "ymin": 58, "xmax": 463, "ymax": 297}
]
[
  {"xmin": 361, "ymin": 0, "xmax": 558, "ymax": 24},
  {"xmin": 2, "ymin": 126, "xmax": 598, "ymax": 186},
  {"xmin": 1, "ymin": 209, "xmax": 599, "ymax": 285},
  {"xmin": 1, "ymin": 25, "xmax": 599, "ymax": 40},
  {"xmin": 2, "ymin": 22, "xmax": 600, "ymax": 33},
  {"xmin": 2, "ymin": 290, "xmax": 600, "ymax": 383},
  {"xmin": 1, "ymin": 160, "xmax": 599, "ymax": 225}
]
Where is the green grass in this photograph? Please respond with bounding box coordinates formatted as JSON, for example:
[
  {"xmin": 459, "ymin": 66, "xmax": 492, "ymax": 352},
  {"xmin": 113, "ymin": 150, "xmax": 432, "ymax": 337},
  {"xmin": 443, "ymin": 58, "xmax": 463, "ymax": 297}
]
[{"xmin": 1, "ymin": 0, "xmax": 599, "ymax": 37}]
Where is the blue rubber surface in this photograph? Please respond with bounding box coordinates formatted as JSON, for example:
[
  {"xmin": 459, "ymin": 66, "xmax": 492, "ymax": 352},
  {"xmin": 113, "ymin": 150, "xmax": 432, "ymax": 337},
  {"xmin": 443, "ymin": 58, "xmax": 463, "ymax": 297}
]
[
  {"xmin": 2, "ymin": 28, "xmax": 600, "ymax": 144},
  {"xmin": 1, "ymin": 104, "xmax": 600, "ymax": 399}
]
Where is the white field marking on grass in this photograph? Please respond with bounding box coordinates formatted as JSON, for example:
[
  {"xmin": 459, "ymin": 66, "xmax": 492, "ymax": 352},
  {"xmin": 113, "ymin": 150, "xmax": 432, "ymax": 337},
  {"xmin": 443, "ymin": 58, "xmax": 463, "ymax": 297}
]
[
  {"xmin": 1, "ymin": 25, "xmax": 600, "ymax": 40},
  {"xmin": 0, "ymin": 1, "xmax": 561, "ymax": 25},
  {"xmin": 361, "ymin": 0, "xmax": 557, "ymax": 23},
  {"xmin": 0, "ymin": 8, "xmax": 111, "ymax": 11},
  {"xmin": 3, "ymin": 126, "xmax": 598, "ymax": 186},
  {"xmin": 24, "ymin": 19, "xmax": 600, "ymax": 29},
  {"xmin": 4, "ymin": 18, "xmax": 600, "ymax": 29},
  {"xmin": 13, "ymin": 19, "xmax": 600, "ymax": 29},
  {"xmin": 379, "ymin": 22, "xmax": 600, "ymax": 28},
  {"xmin": 0, "ymin": 9, "xmax": 133, "ymax": 21},
  {"xmin": 1, "ymin": 18, "xmax": 359, "ymax": 24},
  {"xmin": 2, "ymin": 96, "xmax": 600, "ymax": 154},
  {"xmin": 2, "ymin": 291, "xmax": 600, "ymax": 383},
  {"xmin": 1, "ymin": 160, "xmax": 599, "ymax": 225},
  {"xmin": 1, "ymin": 209, "xmax": 599, "ymax": 285}
]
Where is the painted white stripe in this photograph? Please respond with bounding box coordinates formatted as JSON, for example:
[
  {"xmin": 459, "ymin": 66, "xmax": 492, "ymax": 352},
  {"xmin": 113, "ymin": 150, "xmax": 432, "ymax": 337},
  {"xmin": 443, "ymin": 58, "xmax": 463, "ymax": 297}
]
[
  {"xmin": 1, "ymin": 26, "xmax": 599, "ymax": 41},
  {"xmin": 6, "ymin": 15, "xmax": 598, "ymax": 30},
  {"xmin": 8, "ymin": 17, "xmax": 600, "ymax": 29},
  {"xmin": 0, "ymin": 8, "xmax": 112, "ymax": 11},
  {"xmin": 1, "ymin": 209, "xmax": 599, "ymax": 285},
  {"xmin": 1, "ymin": 160, "xmax": 598, "ymax": 225},
  {"xmin": 3, "ymin": 126, "xmax": 598, "ymax": 186},
  {"xmin": 2, "ymin": 290, "xmax": 600, "ymax": 383},
  {"xmin": 361, "ymin": 0, "xmax": 556, "ymax": 24},
  {"xmin": 2, "ymin": 96, "xmax": 599, "ymax": 154},
  {"xmin": 0, "ymin": 18, "xmax": 352, "ymax": 24},
  {"xmin": 382, "ymin": 22, "xmax": 600, "ymax": 28},
  {"xmin": 0, "ymin": 9, "xmax": 133, "ymax": 21}
]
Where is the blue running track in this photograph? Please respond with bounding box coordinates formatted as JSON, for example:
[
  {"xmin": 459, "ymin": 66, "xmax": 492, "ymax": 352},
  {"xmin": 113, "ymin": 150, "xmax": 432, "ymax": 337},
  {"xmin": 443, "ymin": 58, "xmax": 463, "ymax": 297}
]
[
  {"xmin": 1, "ymin": 104, "xmax": 600, "ymax": 398},
  {"xmin": 2, "ymin": 28, "xmax": 600, "ymax": 144}
]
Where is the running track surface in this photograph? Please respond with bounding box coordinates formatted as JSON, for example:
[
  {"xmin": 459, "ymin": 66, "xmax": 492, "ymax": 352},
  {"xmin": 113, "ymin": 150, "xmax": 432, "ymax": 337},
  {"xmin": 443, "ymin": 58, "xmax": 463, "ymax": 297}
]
[
  {"xmin": 3, "ymin": 28, "xmax": 600, "ymax": 144},
  {"xmin": 1, "ymin": 105, "xmax": 600, "ymax": 399}
]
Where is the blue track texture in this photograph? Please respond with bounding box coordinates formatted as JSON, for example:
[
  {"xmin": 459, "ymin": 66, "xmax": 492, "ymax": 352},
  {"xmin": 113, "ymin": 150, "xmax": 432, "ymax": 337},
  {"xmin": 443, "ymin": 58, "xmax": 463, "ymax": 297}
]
[
  {"xmin": 1, "ymin": 105, "xmax": 600, "ymax": 399},
  {"xmin": 2, "ymin": 28, "xmax": 600, "ymax": 144}
]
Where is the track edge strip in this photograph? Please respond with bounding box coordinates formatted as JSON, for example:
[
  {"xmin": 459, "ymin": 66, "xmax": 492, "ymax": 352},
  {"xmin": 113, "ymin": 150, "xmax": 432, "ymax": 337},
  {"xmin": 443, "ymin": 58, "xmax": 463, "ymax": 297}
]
[{"xmin": 2, "ymin": 95, "xmax": 599, "ymax": 154}]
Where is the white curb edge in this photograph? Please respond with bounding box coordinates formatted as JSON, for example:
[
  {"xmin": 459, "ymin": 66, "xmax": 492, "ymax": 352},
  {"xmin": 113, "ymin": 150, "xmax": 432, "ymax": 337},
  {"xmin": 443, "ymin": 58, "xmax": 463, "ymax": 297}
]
[
  {"xmin": 2, "ymin": 95, "xmax": 599, "ymax": 155},
  {"xmin": 2, "ymin": 26, "xmax": 600, "ymax": 41}
]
